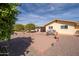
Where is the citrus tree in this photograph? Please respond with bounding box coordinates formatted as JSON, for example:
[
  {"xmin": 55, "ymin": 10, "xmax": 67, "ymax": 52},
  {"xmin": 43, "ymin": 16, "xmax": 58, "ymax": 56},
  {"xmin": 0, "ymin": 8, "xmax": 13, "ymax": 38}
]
[{"xmin": 0, "ymin": 3, "xmax": 19, "ymax": 41}]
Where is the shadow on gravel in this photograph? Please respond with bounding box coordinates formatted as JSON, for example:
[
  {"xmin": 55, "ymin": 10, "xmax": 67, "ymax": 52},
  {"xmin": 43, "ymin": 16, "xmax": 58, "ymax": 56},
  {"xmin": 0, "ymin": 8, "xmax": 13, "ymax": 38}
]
[{"xmin": 0, "ymin": 37, "xmax": 33, "ymax": 56}]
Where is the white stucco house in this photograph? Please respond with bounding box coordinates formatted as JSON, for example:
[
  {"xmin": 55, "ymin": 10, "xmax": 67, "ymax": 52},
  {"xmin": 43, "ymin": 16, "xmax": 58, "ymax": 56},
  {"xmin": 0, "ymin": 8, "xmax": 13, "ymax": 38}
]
[{"xmin": 44, "ymin": 19, "xmax": 79, "ymax": 35}]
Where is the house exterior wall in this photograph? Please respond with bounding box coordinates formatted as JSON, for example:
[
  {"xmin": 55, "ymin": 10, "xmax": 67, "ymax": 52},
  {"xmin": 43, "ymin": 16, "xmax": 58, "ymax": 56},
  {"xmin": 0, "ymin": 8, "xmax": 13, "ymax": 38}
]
[
  {"xmin": 75, "ymin": 25, "xmax": 79, "ymax": 29},
  {"xmin": 35, "ymin": 28, "xmax": 41, "ymax": 32},
  {"xmin": 45, "ymin": 22, "xmax": 77, "ymax": 35}
]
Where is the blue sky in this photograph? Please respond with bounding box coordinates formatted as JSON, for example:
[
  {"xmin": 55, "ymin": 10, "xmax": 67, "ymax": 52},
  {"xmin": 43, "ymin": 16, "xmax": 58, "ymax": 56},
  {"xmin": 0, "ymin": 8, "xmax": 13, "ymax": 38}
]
[{"xmin": 16, "ymin": 3, "xmax": 79, "ymax": 26}]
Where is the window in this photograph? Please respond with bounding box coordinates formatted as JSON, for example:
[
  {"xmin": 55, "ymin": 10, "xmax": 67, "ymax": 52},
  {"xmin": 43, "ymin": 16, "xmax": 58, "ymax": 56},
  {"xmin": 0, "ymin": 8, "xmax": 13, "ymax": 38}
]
[
  {"xmin": 61, "ymin": 25, "xmax": 68, "ymax": 29},
  {"xmin": 49, "ymin": 26, "xmax": 53, "ymax": 29}
]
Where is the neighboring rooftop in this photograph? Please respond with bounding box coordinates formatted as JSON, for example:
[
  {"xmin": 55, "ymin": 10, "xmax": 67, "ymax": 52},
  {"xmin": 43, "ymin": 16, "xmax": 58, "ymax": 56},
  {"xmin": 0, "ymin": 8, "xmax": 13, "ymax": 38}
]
[{"xmin": 44, "ymin": 18, "xmax": 79, "ymax": 26}]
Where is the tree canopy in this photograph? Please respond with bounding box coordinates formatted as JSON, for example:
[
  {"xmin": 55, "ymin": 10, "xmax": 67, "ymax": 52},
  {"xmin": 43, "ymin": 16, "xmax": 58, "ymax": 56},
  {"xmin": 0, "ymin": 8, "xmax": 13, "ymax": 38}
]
[
  {"xmin": 13, "ymin": 24, "xmax": 24, "ymax": 31},
  {"xmin": 0, "ymin": 3, "xmax": 19, "ymax": 41},
  {"xmin": 25, "ymin": 23, "xmax": 36, "ymax": 32}
]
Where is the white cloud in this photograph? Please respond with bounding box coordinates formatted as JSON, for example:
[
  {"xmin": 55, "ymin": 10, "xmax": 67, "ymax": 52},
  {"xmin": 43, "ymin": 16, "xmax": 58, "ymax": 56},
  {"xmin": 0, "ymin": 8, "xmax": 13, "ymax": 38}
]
[{"xmin": 27, "ymin": 14, "xmax": 45, "ymax": 19}]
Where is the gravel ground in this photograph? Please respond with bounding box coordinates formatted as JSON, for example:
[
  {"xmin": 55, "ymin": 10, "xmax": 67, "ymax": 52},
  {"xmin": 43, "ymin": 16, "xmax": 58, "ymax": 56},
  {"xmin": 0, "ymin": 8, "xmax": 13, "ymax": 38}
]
[{"xmin": 11, "ymin": 32, "xmax": 79, "ymax": 56}]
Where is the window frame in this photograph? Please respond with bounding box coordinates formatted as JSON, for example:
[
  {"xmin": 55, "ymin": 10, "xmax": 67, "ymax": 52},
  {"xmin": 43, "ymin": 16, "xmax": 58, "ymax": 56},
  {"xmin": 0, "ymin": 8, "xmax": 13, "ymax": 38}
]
[
  {"xmin": 61, "ymin": 25, "xmax": 68, "ymax": 29},
  {"xmin": 49, "ymin": 26, "xmax": 53, "ymax": 29}
]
